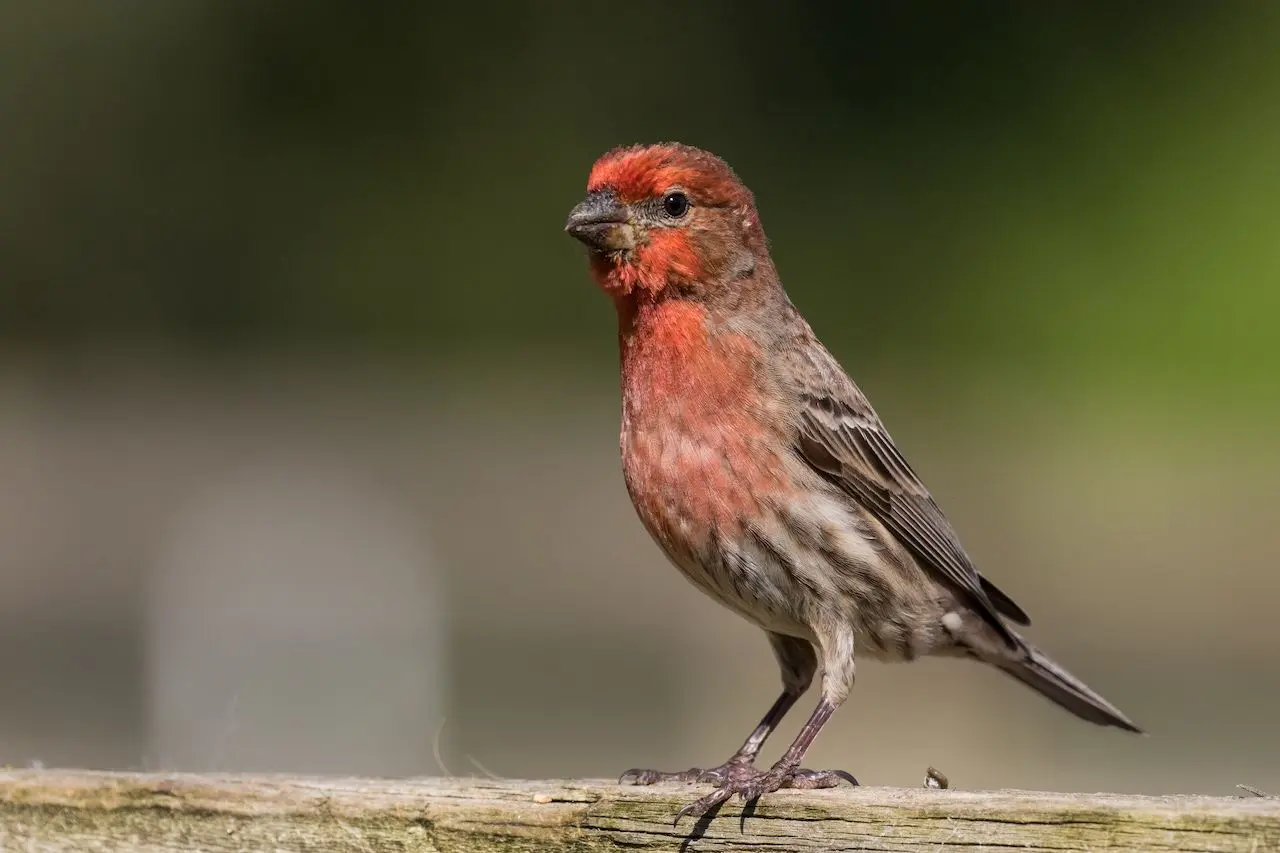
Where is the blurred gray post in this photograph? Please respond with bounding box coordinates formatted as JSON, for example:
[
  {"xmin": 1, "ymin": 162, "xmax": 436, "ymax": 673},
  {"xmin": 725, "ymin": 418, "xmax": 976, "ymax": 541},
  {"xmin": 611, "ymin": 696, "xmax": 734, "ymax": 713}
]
[{"xmin": 145, "ymin": 457, "xmax": 446, "ymax": 776}]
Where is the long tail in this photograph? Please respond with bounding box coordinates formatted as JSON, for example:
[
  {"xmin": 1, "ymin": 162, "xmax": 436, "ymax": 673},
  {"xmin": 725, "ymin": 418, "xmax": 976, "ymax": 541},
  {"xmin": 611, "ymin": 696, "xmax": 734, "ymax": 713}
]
[{"xmin": 994, "ymin": 641, "xmax": 1144, "ymax": 733}]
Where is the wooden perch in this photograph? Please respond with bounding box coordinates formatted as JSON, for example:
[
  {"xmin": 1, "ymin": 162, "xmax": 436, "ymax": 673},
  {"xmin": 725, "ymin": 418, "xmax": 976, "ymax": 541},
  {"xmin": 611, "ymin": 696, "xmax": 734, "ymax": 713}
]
[{"xmin": 1, "ymin": 769, "xmax": 1277, "ymax": 852}]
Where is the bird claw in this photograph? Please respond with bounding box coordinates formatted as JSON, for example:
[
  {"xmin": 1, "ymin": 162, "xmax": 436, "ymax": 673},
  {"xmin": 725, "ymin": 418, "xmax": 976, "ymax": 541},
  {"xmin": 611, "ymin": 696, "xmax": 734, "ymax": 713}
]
[
  {"xmin": 671, "ymin": 764, "xmax": 856, "ymax": 825},
  {"xmin": 675, "ymin": 784, "xmax": 734, "ymax": 824},
  {"xmin": 620, "ymin": 767, "xmax": 695, "ymax": 785},
  {"xmin": 619, "ymin": 758, "xmax": 752, "ymax": 787}
]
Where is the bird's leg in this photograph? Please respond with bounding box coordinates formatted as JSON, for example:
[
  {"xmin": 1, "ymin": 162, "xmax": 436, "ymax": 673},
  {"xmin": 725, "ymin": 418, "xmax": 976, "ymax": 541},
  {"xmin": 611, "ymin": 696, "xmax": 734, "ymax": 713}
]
[
  {"xmin": 620, "ymin": 633, "xmax": 815, "ymax": 786},
  {"xmin": 675, "ymin": 633, "xmax": 857, "ymax": 822}
]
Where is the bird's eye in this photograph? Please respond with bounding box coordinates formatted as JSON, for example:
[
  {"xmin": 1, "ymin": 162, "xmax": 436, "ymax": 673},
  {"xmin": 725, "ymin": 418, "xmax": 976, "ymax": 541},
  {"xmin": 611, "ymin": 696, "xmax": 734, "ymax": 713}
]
[{"xmin": 662, "ymin": 191, "xmax": 690, "ymax": 219}]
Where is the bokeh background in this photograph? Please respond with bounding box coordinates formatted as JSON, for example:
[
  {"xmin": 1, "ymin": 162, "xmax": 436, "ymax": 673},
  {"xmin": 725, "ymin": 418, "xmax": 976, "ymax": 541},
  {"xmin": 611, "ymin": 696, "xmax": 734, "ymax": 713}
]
[{"xmin": 2, "ymin": 1, "xmax": 1277, "ymax": 796}]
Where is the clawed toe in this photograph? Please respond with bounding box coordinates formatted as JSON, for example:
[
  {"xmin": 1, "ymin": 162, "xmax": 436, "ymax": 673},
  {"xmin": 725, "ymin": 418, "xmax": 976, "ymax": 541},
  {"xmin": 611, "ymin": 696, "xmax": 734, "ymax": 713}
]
[
  {"xmin": 676, "ymin": 784, "xmax": 736, "ymax": 823},
  {"xmin": 673, "ymin": 764, "xmax": 857, "ymax": 824},
  {"xmin": 622, "ymin": 756, "xmax": 855, "ymax": 824},
  {"xmin": 619, "ymin": 768, "xmax": 659, "ymax": 785},
  {"xmin": 619, "ymin": 758, "xmax": 756, "ymax": 788},
  {"xmin": 619, "ymin": 766, "xmax": 712, "ymax": 786},
  {"xmin": 784, "ymin": 767, "xmax": 858, "ymax": 789}
]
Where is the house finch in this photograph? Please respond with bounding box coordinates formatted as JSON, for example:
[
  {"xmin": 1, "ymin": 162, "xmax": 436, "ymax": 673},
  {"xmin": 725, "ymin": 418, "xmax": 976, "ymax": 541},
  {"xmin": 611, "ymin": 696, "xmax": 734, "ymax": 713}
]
[{"xmin": 564, "ymin": 143, "xmax": 1141, "ymax": 821}]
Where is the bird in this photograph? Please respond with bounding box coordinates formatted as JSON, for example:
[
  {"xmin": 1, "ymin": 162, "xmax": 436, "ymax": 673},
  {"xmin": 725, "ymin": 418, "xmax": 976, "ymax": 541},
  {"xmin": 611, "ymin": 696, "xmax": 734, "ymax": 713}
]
[{"xmin": 563, "ymin": 142, "xmax": 1141, "ymax": 821}]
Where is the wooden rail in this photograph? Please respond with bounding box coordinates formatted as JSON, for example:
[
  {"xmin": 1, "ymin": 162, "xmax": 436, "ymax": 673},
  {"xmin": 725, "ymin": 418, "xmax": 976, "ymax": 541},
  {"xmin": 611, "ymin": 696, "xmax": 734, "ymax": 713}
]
[{"xmin": 1, "ymin": 769, "xmax": 1276, "ymax": 852}]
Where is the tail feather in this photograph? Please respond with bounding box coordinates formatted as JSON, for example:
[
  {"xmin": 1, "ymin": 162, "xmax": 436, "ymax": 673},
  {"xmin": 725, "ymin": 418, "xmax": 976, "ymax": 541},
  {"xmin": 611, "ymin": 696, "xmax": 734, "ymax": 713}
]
[
  {"xmin": 978, "ymin": 575, "xmax": 1031, "ymax": 626},
  {"xmin": 995, "ymin": 642, "xmax": 1144, "ymax": 734}
]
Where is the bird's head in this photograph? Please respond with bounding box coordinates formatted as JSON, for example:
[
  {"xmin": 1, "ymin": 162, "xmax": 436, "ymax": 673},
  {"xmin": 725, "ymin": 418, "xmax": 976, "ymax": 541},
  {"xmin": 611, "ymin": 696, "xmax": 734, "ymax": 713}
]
[{"xmin": 565, "ymin": 143, "xmax": 768, "ymax": 301}]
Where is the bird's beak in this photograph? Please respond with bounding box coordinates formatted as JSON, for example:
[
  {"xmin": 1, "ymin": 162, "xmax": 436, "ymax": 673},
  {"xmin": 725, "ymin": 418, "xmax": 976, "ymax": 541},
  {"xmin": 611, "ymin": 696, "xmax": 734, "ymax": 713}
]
[{"xmin": 565, "ymin": 190, "xmax": 636, "ymax": 252}]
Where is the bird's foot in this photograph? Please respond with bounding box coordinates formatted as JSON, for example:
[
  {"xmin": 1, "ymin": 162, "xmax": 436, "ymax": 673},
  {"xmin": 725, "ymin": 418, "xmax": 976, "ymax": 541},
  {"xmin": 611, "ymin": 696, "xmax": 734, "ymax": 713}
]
[
  {"xmin": 619, "ymin": 757, "xmax": 753, "ymax": 786},
  {"xmin": 674, "ymin": 760, "xmax": 856, "ymax": 824}
]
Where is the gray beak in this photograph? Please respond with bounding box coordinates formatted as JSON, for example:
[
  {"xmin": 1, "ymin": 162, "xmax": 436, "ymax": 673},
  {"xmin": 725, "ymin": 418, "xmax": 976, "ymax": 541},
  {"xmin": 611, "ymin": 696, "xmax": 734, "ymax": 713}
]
[{"xmin": 565, "ymin": 190, "xmax": 634, "ymax": 251}]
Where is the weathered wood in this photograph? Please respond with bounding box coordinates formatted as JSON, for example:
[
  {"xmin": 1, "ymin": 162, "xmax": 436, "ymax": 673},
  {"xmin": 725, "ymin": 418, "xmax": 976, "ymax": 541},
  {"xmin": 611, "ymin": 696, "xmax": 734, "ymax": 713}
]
[{"xmin": 1, "ymin": 769, "xmax": 1276, "ymax": 852}]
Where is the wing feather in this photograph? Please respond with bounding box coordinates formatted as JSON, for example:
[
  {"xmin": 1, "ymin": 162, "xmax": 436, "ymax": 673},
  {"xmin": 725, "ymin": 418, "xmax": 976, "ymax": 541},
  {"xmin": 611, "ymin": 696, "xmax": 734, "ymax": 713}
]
[{"xmin": 795, "ymin": 388, "xmax": 1031, "ymax": 632}]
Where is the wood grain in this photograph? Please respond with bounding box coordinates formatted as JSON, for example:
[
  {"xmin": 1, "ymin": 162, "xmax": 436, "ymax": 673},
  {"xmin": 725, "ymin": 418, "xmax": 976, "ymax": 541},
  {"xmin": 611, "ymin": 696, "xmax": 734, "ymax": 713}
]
[{"xmin": 2, "ymin": 770, "xmax": 1277, "ymax": 852}]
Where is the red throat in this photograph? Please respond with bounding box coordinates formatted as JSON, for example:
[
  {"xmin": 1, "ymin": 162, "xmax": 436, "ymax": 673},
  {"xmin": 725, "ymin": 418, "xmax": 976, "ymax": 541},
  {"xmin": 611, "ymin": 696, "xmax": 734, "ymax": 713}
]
[
  {"xmin": 619, "ymin": 300, "xmax": 749, "ymax": 406},
  {"xmin": 590, "ymin": 229, "xmax": 702, "ymax": 298},
  {"xmin": 617, "ymin": 298, "xmax": 786, "ymax": 533}
]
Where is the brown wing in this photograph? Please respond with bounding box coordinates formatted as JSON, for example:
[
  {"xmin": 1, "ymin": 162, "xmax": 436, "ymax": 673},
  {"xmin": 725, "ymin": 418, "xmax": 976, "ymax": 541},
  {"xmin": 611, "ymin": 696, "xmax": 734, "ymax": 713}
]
[{"xmin": 795, "ymin": 388, "xmax": 1030, "ymax": 632}]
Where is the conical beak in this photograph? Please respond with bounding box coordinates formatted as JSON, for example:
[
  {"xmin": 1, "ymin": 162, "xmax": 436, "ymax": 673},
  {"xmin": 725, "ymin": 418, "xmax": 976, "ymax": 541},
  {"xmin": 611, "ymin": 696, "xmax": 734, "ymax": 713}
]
[{"xmin": 565, "ymin": 190, "xmax": 635, "ymax": 251}]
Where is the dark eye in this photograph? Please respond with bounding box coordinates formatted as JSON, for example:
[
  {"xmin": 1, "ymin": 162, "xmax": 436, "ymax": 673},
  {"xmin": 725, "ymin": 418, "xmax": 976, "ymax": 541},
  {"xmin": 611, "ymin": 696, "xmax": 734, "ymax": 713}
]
[{"xmin": 662, "ymin": 191, "xmax": 690, "ymax": 218}]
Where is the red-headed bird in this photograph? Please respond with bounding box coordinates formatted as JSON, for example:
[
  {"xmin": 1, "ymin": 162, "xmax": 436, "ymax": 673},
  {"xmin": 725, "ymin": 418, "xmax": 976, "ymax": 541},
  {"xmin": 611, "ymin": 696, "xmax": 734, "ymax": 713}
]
[{"xmin": 565, "ymin": 143, "xmax": 1141, "ymax": 821}]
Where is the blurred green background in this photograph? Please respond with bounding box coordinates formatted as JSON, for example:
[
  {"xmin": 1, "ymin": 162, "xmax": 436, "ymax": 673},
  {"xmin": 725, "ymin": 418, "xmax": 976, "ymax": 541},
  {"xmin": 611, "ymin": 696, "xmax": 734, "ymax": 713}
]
[{"xmin": 1, "ymin": 2, "xmax": 1277, "ymax": 795}]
